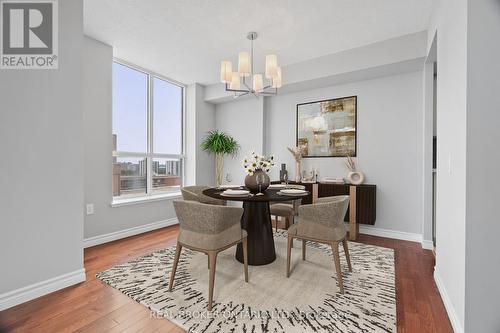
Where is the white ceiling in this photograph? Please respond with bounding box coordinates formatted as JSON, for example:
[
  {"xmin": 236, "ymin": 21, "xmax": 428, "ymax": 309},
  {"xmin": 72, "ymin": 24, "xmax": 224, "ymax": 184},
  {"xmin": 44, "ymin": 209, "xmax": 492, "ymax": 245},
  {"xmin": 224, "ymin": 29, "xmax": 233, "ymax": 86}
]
[{"xmin": 84, "ymin": 0, "xmax": 434, "ymax": 85}]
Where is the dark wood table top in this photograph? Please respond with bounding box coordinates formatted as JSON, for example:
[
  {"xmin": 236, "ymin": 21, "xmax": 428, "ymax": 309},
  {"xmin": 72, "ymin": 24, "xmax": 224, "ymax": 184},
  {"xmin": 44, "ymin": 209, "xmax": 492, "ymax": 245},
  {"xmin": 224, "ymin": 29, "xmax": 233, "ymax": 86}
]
[{"xmin": 202, "ymin": 187, "xmax": 309, "ymax": 203}]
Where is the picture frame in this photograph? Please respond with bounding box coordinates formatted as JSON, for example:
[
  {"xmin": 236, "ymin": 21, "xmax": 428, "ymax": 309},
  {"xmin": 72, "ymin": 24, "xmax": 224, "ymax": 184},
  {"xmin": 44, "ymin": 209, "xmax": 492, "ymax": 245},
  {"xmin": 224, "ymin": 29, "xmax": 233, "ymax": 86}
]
[{"xmin": 296, "ymin": 96, "xmax": 357, "ymax": 158}]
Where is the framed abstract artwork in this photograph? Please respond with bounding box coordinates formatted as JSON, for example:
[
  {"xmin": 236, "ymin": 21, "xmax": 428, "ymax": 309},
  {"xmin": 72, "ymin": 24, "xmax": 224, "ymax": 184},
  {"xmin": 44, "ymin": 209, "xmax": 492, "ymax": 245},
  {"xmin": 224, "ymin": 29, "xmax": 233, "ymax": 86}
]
[{"xmin": 296, "ymin": 96, "xmax": 357, "ymax": 157}]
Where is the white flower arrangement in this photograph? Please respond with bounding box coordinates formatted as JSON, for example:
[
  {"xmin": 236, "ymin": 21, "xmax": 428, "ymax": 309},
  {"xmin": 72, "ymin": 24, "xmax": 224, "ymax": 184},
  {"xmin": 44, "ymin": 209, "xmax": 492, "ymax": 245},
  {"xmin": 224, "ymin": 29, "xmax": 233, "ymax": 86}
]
[{"xmin": 242, "ymin": 151, "xmax": 275, "ymax": 175}]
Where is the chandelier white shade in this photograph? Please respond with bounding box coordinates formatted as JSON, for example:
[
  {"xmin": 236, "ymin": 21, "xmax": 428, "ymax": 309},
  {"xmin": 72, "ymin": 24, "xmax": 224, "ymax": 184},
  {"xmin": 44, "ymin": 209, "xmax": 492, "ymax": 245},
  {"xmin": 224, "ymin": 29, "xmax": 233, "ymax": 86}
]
[
  {"xmin": 253, "ymin": 74, "xmax": 263, "ymax": 92},
  {"xmin": 230, "ymin": 72, "xmax": 241, "ymax": 90},
  {"xmin": 238, "ymin": 52, "xmax": 251, "ymax": 77},
  {"xmin": 220, "ymin": 32, "xmax": 281, "ymax": 97},
  {"xmin": 272, "ymin": 67, "xmax": 282, "ymax": 88},
  {"xmin": 265, "ymin": 55, "xmax": 278, "ymax": 79},
  {"xmin": 220, "ymin": 61, "xmax": 232, "ymax": 83}
]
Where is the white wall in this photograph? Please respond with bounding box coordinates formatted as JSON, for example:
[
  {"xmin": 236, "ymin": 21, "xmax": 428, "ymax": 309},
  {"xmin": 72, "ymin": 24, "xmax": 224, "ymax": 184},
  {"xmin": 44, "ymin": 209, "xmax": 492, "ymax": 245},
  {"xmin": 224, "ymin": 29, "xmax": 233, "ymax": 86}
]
[
  {"xmin": 185, "ymin": 83, "xmax": 216, "ymax": 186},
  {"xmin": 268, "ymin": 72, "xmax": 424, "ymax": 235},
  {"xmin": 215, "ymin": 72, "xmax": 424, "ymax": 236},
  {"xmin": 0, "ymin": 0, "xmax": 85, "ymax": 307},
  {"xmin": 194, "ymin": 85, "xmax": 216, "ymax": 185},
  {"xmin": 83, "ymin": 37, "xmax": 179, "ymax": 240},
  {"xmin": 427, "ymin": 2, "xmax": 500, "ymax": 331},
  {"xmin": 427, "ymin": 0, "xmax": 468, "ymax": 330},
  {"xmin": 464, "ymin": 0, "xmax": 500, "ymax": 331},
  {"xmin": 215, "ymin": 98, "xmax": 265, "ymax": 185}
]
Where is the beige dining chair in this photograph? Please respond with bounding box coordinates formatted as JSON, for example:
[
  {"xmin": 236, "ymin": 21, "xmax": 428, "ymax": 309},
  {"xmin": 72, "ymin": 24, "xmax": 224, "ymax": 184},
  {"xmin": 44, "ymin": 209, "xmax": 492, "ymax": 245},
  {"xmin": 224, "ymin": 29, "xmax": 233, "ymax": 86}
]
[
  {"xmin": 270, "ymin": 200, "xmax": 301, "ymax": 231},
  {"xmin": 270, "ymin": 184, "xmax": 305, "ymax": 231},
  {"xmin": 286, "ymin": 195, "xmax": 352, "ymax": 293},
  {"xmin": 181, "ymin": 185, "xmax": 226, "ymax": 206},
  {"xmin": 169, "ymin": 200, "xmax": 248, "ymax": 311}
]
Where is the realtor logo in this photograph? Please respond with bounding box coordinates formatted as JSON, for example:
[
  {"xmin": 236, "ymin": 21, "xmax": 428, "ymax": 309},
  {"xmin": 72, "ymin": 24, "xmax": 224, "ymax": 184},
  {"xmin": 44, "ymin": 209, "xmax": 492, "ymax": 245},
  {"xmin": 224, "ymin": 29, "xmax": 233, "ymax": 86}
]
[{"xmin": 1, "ymin": 0, "xmax": 58, "ymax": 69}]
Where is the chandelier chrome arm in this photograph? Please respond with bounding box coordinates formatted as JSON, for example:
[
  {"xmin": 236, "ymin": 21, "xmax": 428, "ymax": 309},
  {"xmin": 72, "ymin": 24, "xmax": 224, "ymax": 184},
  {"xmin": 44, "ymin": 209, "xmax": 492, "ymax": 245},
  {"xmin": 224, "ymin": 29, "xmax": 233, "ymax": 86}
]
[
  {"xmin": 225, "ymin": 82, "xmax": 250, "ymax": 93},
  {"xmin": 225, "ymin": 81, "xmax": 277, "ymax": 96},
  {"xmin": 242, "ymin": 76, "xmax": 252, "ymax": 91}
]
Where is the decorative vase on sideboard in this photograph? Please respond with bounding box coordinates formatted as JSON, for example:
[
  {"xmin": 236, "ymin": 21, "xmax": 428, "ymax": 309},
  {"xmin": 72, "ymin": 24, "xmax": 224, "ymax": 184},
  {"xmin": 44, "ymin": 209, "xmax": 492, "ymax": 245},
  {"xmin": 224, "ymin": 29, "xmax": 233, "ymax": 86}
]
[
  {"xmin": 346, "ymin": 171, "xmax": 365, "ymax": 185},
  {"xmin": 279, "ymin": 163, "xmax": 288, "ymax": 182},
  {"xmin": 245, "ymin": 169, "xmax": 270, "ymax": 193}
]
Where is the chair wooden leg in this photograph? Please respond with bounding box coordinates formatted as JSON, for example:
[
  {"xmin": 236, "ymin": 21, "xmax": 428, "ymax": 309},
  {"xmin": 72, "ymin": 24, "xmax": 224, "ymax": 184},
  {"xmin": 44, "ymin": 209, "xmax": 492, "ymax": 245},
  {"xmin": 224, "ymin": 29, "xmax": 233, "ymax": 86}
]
[
  {"xmin": 242, "ymin": 237, "xmax": 249, "ymax": 282},
  {"xmin": 168, "ymin": 243, "xmax": 182, "ymax": 291},
  {"xmin": 286, "ymin": 235, "xmax": 293, "ymax": 277},
  {"xmin": 342, "ymin": 239, "xmax": 352, "ymax": 272},
  {"xmin": 302, "ymin": 239, "xmax": 306, "ymax": 261},
  {"xmin": 207, "ymin": 251, "xmax": 218, "ymax": 311},
  {"xmin": 331, "ymin": 243, "xmax": 344, "ymax": 294},
  {"xmin": 275, "ymin": 216, "xmax": 279, "ymax": 232}
]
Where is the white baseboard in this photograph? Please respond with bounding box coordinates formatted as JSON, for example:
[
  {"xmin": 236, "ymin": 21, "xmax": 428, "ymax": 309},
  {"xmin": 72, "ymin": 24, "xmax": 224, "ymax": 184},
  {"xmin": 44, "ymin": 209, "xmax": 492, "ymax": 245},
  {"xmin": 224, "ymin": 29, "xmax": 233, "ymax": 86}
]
[
  {"xmin": 84, "ymin": 218, "xmax": 179, "ymax": 248},
  {"xmin": 348, "ymin": 223, "xmax": 423, "ymax": 243},
  {"xmin": 434, "ymin": 268, "xmax": 463, "ymax": 333},
  {"xmin": 0, "ymin": 268, "xmax": 86, "ymax": 311},
  {"xmin": 347, "ymin": 224, "xmax": 434, "ymax": 251},
  {"xmin": 421, "ymin": 239, "xmax": 434, "ymax": 250}
]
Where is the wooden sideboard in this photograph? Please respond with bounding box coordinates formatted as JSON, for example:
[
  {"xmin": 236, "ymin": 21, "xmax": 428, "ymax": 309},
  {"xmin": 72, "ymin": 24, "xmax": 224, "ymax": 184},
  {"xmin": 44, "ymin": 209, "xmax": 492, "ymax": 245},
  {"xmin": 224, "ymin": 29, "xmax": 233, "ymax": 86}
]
[{"xmin": 272, "ymin": 181, "xmax": 376, "ymax": 240}]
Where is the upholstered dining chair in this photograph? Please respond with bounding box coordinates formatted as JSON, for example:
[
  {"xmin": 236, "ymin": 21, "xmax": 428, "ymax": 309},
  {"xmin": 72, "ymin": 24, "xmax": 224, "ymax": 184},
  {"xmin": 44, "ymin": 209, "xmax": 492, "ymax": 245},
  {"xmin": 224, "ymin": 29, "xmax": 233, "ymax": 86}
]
[
  {"xmin": 286, "ymin": 195, "xmax": 352, "ymax": 293},
  {"xmin": 169, "ymin": 200, "xmax": 248, "ymax": 311},
  {"xmin": 270, "ymin": 200, "xmax": 301, "ymax": 231},
  {"xmin": 181, "ymin": 185, "xmax": 226, "ymax": 206},
  {"xmin": 270, "ymin": 184, "xmax": 305, "ymax": 231}
]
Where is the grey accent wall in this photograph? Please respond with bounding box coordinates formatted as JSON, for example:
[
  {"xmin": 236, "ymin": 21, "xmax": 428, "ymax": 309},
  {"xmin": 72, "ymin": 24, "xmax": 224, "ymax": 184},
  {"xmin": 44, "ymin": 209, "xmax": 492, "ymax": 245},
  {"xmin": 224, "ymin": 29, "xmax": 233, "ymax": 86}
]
[
  {"xmin": 83, "ymin": 37, "xmax": 178, "ymax": 239},
  {"xmin": 0, "ymin": 0, "xmax": 84, "ymax": 293}
]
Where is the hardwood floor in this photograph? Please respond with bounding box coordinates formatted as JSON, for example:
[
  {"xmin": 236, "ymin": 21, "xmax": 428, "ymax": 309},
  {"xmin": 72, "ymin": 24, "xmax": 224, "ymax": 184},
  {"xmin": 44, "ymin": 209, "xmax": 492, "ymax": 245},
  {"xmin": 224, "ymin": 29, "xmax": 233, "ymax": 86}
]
[{"xmin": 0, "ymin": 225, "xmax": 453, "ymax": 333}]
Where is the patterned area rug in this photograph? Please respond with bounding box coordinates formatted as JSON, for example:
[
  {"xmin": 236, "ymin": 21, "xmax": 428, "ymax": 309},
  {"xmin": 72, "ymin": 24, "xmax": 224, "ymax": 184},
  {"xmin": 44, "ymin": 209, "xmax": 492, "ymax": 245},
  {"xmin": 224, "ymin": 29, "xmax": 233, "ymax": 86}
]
[{"xmin": 97, "ymin": 230, "xmax": 396, "ymax": 333}]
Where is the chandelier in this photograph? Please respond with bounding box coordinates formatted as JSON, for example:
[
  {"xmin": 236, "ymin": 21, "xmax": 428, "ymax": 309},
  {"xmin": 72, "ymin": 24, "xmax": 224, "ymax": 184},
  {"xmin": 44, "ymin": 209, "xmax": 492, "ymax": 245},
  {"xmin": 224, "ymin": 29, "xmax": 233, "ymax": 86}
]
[{"xmin": 220, "ymin": 32, "xmax": 282, "ymax": 98}]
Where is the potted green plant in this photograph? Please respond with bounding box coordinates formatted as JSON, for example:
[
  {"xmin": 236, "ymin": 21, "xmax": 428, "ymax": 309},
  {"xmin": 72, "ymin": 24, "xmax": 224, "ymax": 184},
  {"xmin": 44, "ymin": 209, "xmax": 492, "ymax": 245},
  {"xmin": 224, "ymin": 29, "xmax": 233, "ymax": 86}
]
[{"xmin": 201, "ymin": 130, "xmax": 239, "ymax": 186}]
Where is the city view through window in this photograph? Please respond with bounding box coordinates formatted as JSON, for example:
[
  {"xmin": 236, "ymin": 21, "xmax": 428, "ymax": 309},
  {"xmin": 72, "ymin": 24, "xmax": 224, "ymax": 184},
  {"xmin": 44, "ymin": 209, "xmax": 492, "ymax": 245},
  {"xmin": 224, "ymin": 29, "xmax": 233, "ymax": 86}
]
[{"xmin": 112, "ymin": 62, "xmax": 183, "ymax": 200}]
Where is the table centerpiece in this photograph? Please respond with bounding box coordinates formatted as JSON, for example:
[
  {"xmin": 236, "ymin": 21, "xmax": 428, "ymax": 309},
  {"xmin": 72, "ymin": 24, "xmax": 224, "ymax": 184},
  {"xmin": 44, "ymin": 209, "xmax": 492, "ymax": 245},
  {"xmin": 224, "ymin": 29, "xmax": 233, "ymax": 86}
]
[{"xmin": 242, "ymin": 152, "xmax": 275, "ymax": 193}]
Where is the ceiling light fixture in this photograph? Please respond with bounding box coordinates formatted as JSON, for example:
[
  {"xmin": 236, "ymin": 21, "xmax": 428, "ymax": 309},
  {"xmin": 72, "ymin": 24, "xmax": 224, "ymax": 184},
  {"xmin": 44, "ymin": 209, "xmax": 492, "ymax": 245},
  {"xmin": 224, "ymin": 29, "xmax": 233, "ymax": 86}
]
[{"xmin": 220, "ymin": 32, "xmax": 282, "ymax": 98}]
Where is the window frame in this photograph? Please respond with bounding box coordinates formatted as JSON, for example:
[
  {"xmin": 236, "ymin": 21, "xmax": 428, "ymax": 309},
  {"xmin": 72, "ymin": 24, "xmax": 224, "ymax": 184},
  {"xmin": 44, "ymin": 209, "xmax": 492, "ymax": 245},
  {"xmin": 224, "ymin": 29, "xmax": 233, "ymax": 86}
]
[{"xmin": 112, "ymin": 59, "xmax": 185, "ymax": 205}]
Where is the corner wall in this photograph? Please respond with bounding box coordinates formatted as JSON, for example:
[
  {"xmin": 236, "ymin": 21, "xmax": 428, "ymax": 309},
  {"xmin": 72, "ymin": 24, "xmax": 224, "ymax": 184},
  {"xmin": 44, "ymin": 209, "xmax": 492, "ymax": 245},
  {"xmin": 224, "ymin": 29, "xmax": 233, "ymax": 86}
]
[
  {"xmin": 0, "ymin": 0, "xmax": 85, "ymax": 309},
  {"xmin": 195, "ymin": 85, "xmax": 216, "ymax": 185},
  {"xmin": 185, "ymin": 83, "xmax": 216, "ymax": 186},
  {"xmin": 464, "ymin": 0, "xmax": 500, "ymax": 331},
  {"xmin": 215, "ymin": 98, "xmax": 265, "ymax": 185},
  {"xmin": 427, "ymin": 0, "xmax": 468, "ymax": 330}
]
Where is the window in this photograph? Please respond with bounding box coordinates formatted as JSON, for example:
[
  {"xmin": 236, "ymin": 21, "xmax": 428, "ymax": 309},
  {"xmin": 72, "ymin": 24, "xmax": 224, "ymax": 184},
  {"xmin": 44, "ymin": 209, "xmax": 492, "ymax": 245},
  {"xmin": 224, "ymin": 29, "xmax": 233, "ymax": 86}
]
[{"xmin": 112, "ymin": 61, "xmax": 183, "ymax": 202}]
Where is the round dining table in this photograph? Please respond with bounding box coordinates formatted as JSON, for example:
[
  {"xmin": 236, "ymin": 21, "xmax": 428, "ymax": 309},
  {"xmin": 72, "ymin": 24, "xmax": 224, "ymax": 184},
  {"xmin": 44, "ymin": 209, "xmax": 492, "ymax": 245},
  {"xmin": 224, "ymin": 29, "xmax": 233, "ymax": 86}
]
[{"xmin": 202, "ymin": 187, "xmax": 309, "ymax": 266}]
